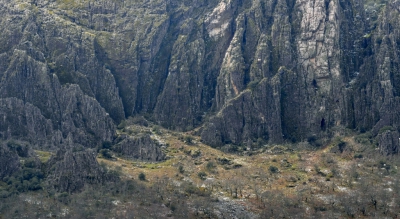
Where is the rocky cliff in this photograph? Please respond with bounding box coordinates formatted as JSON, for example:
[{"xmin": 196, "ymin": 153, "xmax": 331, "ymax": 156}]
[
  {"xmin": 0, "ymin": 0, "xmax": 399, "ymax": 153},
  {"xmin": 0, "ymin": 143, "xmax": 20, "ymax": 180},
  {"xmin": 113, "ymin": 134, "xmax": 166, "ymax": 161},
  {"xmin": 46, "ymin": 147, "xmax": 115, "ymax": 192}
]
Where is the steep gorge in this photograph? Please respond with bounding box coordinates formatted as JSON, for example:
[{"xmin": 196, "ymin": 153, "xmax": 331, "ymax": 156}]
[{"xmin": 0, "ymin": 0, "xmax": 399, "ymax": 153}]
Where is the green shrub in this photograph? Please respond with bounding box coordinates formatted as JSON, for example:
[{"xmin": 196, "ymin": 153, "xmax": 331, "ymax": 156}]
[
  {"xmin": 100, "ymin": 149, "xmax": 112, "ymax": 159},
  {"xmin": 355, "ymin": 132, "xmax": 372, "ymax": 145},
  {"xmin": 184, "ymin": 183, "xmax": 198, "ymax": 194},
  {"xmin": 102, "ymin": 141, "xmax": 112, "ymax": 149},
  {"xmin": 5, "ymin": 165, "xmax": 44, "ymax": 193},
  {"xmin": 307, "ymin": 135, "xmax": 317, "ymax": 144},
  {"xmin": 184, "ymin": 135, "xmax": 194, "ymax": 144},
  {"xmin": 183, "ymin": 182, "xmax": 210, "ymax": 196},
  {"xmin": 152, "ymin": 126, "xmax": 162, "ymax": 135},
  {"xmin": 57, "ymin": 192, "xmax": 70, "ymax": 204},
  {"xmin": 247, "ymin": 80, "xmax": 260, "ymax": 90},
  {"xmin": 190, "ymin": 149, "xmax": 201, "ymax": 158},
  {"xmin": 138, "ymin": 172, "xmax": 146, "ymax": 181},
  {"xmin": 256, "ymin": 138, "xmax": 266, "ymax": 148},
  {"xmin": 197, "ymin": 172, "xmax": 207, "ymax": 180},
  {"xmin": 72, "ymin": 146, "xmax": 85, "ymax": 152},
  {"xmin": 314, "ymin": 164, "xmax": 321, "ymax": 173},
  {"xmin": 206, "ymin": 161, "xmax": 216, "ymax": 171},
  {"xmin": 217, "ymin": 157, "xmax": 232, "ymax": 165},
  {"xmin": 23, "ymin": 158, "xmax": 38, "ymax": 168},
  {"xmin": 178, "ymin": 165, "xmax": 184, "ymax": 174},
  {"xmin": 269, "ymin": 166, "xmax": 279, "ymax": 173},
  {"xmin": 379, "ymin": 126, "xmax": 395, "ymax": 134},
  {"xmin": 7, "ymin": 141, "xmax": 29, "ymax": 157},
  {"xmin": 117, "ymin": 120, "xmax": 127, "ymax": 129}
]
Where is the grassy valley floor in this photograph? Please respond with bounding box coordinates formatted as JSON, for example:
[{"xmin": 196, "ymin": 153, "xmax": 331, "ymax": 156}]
[{"xmin": 1, "ymin": 122, "xmax": 400, "ymax": 218}]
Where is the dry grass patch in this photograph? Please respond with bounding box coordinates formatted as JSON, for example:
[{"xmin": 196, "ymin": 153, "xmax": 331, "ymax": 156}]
[{"xmin": 34, "ymin": 150, "xmax": 53, "ymax": 163}]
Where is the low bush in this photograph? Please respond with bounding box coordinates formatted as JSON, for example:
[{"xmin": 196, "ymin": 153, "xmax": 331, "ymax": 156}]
[{"xmin": 138, "ymin": 172, "xmax": 146, "ymax": 181}]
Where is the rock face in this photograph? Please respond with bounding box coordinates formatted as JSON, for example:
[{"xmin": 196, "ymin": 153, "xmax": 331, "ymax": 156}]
[
  {"xmin": 113, "ymin": 134, "xmax": 165, "ymax": 161},
  {"xmin": 202, "ymin": 75, "xmax": 283, "ymax": 146},
  {"xmin": 0, "ymin": 48, "xmax": 116, "ymax": 149},
  {"xmin": 46, "ymin": 148, "xmax": 111, "ymax": 193},
  {"xmin": 0, "ymin": 143, "xmax": 20, "ymax": 180},
  {"xmin": 0, "ymin": 0, "xmax": 399, "ymax": 149},
  {"xmin": 378, "ymin": 130, "xmax": 399, "ymax": 155},
  {"xmin": 0, "ymin": 98, "xmax": 56, "ymax": 148}
]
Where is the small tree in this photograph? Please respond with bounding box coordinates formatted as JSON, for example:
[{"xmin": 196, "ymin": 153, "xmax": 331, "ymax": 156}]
[
  {"xmin": 198, "ymin": 172, "xmax": 207, "ymax": 180},
  {"xmin": 206, "ymin": 161, "xmax": 216, "ymax": 172},
  {"xmin": 100, "ymin": 149, "xmax": 112, "ymax": 159},
  {"xmin": 178, "ymin": 165, "xmax": 184, "ymax": 174},
  {"xmin": 138, "ymin": 172, "xmax": 146, "ymax": 181},
  {"xmin": 184, "ymin": 135, "xmax": 194, "ymax": 145},
  {"xmin": 269, "ymin": 166, "xmax": 279, "ymax": 173},
  {"xmin": 102, "ymin": 141, "xmax": 112, "ymax": 149}
]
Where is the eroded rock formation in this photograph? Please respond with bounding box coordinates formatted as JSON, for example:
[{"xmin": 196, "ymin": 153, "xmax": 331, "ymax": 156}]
[
  {"xmin": 113, "ymin": 134, "xmax": 166, "ymax": 161},
  {"xmin": 0, "ymin": 143, "xmax": 20, "ymax": 180},
  {"xmin": 46, "ymin": 147, "xmax": 113, "ymax": 193},
  {"xmin": 0, "ymin": 0, "xmax": 399, "ymax": 151}
]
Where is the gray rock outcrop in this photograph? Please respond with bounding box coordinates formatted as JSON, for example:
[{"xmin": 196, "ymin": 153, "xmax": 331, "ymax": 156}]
[
  {"xmin": 46, "ymin": 148, "xmax": 112, "ymax": 193},
  {"xmin": 378, "ymin": 130, "xmax": 399, "ymax": 155},
  {"xmin": 0, "ymin": 49, "xmax": 115, "ymax": 149},
  {"xmin": 113, "ymin": 134, "xmax": 165, "ymax": 161},
  {"xmin": 0, "ymin": 143, "xmax": 20, "ymax": 180},
  {"xmin": 202, "ymin": 75, "xmax": 283, "ymax": 146}
]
